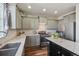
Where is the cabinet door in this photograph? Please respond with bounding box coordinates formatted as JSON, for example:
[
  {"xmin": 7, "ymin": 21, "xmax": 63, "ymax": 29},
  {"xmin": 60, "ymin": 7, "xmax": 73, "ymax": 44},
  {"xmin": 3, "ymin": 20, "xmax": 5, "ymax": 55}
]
[
  {"xmin": 31, "ymin": 35, "xmax": 40, "ymax": 46},
  {"xmin": 25, "ymin": 36, "xmax": 32, "ymax": 47},
  {"xmin": 47, "ymin": 20, "xmax": 58, "ymax": 30},
  {"xmin": 61, "ymin": 48, "xmax": 73, "ymax": 56},
  {"xmin": 30, "ymin": 36, "xmax": 36, "ymax": 46},
  {"xmin": 48, "ymin": 42, "xmax": 62, "ymax": 56},
  {"xmin": 23, "ymin": 18, "xmax": 31, "ymax": 29},
  {"xmin": 25, "ymin": 36, "xmax": 40, "ymax": 47},
  {"xmin": 23, "ymin": 18, "xmax": 38, "ymax": 30},
  {"xmin": 35, "ymin": 35, "xmax": 40, "ymax": 46}
]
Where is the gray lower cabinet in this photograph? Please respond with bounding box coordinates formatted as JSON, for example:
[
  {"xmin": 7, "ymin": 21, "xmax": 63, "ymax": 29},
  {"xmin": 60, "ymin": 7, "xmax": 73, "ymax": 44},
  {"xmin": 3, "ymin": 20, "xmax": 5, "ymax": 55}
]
[{"xmin": 25, "ymin": 35, "xmax": 40, "ymax": 47}]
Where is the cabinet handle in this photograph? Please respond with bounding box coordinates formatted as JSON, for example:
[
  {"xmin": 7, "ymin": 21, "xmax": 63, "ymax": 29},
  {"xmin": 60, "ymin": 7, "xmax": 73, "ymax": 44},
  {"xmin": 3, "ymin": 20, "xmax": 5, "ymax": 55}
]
[
  {"xmin": 58, "ymin": 51, "xmax": 60, "ymax": 54},
  {"xmin": 62, "ymin": 54, "xmax": 65, "ymax": 56}
]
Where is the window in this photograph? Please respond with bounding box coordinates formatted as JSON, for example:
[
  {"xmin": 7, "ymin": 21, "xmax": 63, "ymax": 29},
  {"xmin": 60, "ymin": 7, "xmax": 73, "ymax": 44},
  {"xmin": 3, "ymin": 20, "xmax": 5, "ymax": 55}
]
[{"xmin": 0, "ymin": 3, "xmax": 9, "ymax": 38}]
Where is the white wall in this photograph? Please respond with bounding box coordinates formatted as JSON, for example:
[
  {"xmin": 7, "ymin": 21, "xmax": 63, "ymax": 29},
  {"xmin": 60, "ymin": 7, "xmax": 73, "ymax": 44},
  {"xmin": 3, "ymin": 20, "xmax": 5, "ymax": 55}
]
[{"xmin": 76, "ymin": 5, "xmax": 79, "ymax": 42}]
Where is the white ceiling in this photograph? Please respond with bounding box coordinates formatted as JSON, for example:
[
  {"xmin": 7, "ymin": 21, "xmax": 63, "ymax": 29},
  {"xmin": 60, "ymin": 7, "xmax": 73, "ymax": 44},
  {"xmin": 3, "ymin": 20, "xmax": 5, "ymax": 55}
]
[{"xmin": 17, "ymin": 3, "xmax": 77, "ymax": 19}]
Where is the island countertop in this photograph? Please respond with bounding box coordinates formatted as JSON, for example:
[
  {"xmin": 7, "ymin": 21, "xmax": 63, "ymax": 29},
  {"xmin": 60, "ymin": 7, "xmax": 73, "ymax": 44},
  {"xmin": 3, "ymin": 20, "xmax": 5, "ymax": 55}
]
[{"xmin": 45, "ymin": 37, "xmax": 79, "ymax": 55}]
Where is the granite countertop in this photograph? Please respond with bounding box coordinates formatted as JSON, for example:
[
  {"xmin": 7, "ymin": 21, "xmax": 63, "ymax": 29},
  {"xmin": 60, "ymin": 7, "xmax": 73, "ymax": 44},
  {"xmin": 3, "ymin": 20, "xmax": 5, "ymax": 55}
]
[
  {"xmin": 0, "ymin": 34, "xmax": 26, "ymax": 56},
  {"xmin": 9, "ymin": 34, "xmax": 26, "ymax": 56},
  {"xmin": 45, "ymin": 37, "xmax": 79, "ymax": 55},
  {"xmin": 0, "ymin": 30, "xmax": 39, "ymax": 56}
]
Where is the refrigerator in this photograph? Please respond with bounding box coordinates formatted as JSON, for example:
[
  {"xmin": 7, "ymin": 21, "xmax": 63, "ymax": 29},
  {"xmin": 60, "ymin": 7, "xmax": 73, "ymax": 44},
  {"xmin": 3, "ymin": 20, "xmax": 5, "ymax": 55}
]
[{"xmin": 64, "ymin": 21, "xmax": 76, "ymax": 42}]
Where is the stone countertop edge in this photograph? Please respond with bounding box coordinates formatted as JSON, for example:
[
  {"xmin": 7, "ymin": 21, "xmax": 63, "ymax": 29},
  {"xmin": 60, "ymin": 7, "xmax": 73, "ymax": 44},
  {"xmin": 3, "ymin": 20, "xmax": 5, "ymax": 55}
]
[
  {"xmin": 45, "ymin": 37, "xmax": 79, "ymax": 55},
  {"xmin": 0, "ymin": 34, "xmax": 26, "ymax": 56}
]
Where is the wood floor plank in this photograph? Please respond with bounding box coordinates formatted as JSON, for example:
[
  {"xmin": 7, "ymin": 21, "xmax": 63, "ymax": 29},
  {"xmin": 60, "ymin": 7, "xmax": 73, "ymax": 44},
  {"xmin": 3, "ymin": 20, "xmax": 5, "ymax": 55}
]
[{"xmin": 24, "ymin": 46, "xmax": 48, "ymax": 56}]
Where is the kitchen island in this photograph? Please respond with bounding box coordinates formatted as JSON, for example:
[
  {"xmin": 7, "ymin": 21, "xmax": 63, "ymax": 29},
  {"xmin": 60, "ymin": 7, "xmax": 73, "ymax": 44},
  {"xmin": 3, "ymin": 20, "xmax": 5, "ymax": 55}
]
[{"xmin": 45, "ymin": 37, "xmax": 79, "ymax": 56}]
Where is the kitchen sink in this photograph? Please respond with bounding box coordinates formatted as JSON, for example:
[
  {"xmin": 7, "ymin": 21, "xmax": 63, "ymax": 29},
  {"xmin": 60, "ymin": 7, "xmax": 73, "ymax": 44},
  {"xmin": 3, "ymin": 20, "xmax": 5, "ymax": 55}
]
[
  {"xmin": 1, "ymin": 42, "xmax": 21, "ymax": 49},
  {"xmin": 0, "ymin": 48, "xmax": 18, "ymax": 56},
  {"xmin": 0, "ymin": 42, "xmax": 21, "ymax": 56}
]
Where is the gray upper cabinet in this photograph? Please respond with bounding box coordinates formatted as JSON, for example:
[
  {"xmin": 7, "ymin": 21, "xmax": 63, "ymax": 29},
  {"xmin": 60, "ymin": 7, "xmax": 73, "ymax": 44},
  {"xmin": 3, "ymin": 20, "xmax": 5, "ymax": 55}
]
[
  {"xmin": 23, "ymin": 17, "xmax": 38, "ymax": 30},
  {"xmin": 47, "ymin": 20, "xmax": 58, "ymax": 30}
]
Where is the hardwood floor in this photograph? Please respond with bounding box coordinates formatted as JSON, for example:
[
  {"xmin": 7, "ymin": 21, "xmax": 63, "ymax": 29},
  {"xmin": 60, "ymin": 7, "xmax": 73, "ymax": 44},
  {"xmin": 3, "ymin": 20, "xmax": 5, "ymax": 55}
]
[{"xmin": 24, "ymin": 46, "xmax": 48, "ymax": 56}]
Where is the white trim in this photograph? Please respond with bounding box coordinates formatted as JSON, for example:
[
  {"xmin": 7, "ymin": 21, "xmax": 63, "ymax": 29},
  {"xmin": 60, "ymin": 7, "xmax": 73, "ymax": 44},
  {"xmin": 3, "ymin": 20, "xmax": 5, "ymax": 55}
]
[{"xmin": 58, "ymin": 11, "xmax": 75, "ymax": 20}]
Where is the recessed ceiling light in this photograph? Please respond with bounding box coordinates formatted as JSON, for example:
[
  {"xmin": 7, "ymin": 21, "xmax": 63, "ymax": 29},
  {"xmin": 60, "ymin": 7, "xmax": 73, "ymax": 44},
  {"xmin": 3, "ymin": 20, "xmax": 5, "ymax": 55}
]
[
  {"xmin": 43, "ymin": 8, "xmax": 46, "ymax": 12},
  {"xmin": 28, "ymin": 5, "xmax": 31, "ymax": 9},
  {"xmin": 54, "ymin": 10, "xmax": 58, "ymax": 14}
]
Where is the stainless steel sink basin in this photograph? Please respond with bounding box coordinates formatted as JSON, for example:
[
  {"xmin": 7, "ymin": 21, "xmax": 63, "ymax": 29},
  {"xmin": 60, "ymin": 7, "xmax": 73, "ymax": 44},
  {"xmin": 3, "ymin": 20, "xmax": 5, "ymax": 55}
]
[
  {"xmin": 0, "ymin": 48, "xmax": 18, "ymax": 56},
  {"xmin": 0, "ymin": 42, "xmax": 21, "ymax": 56},
  {"xmin": 1, "ymin": 42, "xmax": 21, "ymax": 49}
]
